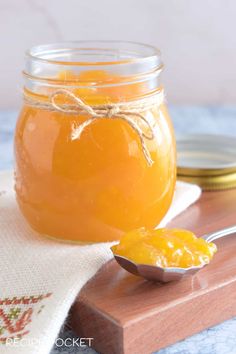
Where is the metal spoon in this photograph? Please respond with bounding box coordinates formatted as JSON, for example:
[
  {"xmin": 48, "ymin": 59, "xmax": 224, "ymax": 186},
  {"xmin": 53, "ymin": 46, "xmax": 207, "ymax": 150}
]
[{"xmin": 113, "ymin": 225, "xmax": 236, "ymax": 283}]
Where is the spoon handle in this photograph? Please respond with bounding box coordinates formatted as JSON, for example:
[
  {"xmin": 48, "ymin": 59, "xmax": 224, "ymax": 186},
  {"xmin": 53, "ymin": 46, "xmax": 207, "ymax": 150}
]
[{"xmin": 203, "ymin": 225, "xmax": 236, "ymax": 243}]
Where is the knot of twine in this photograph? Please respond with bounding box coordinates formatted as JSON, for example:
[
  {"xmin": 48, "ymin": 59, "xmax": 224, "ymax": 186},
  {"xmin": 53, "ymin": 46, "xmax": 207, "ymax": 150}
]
[{"xmin": 24, "ymin": 89, "xmax": 165, "ymax": 166}]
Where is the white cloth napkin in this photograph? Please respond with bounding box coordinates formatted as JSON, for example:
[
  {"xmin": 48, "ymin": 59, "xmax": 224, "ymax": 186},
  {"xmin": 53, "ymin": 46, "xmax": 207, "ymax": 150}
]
[{"xmin": 0, "ymin": 171, "xmax": 201, "ymax": 354}]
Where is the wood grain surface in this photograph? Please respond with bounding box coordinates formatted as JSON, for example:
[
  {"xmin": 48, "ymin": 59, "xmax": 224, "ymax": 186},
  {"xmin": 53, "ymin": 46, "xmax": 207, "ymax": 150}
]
[{"xmin": 71, "ymin": 189, "xmax": 236, "ymax": 354}]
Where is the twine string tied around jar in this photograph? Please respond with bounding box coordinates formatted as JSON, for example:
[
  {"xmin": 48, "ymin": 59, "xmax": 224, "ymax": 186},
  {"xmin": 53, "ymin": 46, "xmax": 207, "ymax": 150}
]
[{"xmin": 24, "ymin": 88, "xmax": 165, "ymax": 166}]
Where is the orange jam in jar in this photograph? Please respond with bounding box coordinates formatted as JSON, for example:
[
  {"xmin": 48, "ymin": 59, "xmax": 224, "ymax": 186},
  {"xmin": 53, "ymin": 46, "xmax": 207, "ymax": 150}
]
[{"xmin": 14, "ymin": 41, "xmax": 176, "ymax": 243}]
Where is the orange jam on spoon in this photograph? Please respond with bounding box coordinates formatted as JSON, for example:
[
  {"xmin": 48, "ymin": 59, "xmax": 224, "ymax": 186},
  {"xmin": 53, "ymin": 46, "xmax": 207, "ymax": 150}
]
[{"xmin": 112, "ymin": 228, "xmax": 217, "ymax": 268}]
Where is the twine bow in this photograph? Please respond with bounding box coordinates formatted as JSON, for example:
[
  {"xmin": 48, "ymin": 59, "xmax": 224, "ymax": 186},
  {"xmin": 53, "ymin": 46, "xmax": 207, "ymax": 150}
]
[{"xmin": 24, "ymin": 88, "xmax": 165, "ymax": 166}]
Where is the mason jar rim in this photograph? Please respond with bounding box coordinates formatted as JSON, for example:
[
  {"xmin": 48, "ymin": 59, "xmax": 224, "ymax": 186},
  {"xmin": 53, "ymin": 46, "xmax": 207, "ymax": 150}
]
[
  {"xmin": 25, "ymin": 40, "xmax": 162, "ymax": 67},
  {"xmin": 24, "ymin": 40, "xmax": 163, "ymax": 94}
]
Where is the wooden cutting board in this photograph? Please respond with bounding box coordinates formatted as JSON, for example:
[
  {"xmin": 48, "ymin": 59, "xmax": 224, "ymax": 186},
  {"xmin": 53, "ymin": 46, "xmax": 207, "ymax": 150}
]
[{"xmin": 70, "ymin": 188, "xmax": 236, "ymax": 354}]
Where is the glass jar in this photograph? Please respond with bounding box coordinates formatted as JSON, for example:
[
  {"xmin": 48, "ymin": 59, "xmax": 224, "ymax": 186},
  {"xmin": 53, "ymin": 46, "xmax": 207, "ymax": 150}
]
[{"xmin": 14, "ymin": 41, "xmax": 176, "ymax": 243}]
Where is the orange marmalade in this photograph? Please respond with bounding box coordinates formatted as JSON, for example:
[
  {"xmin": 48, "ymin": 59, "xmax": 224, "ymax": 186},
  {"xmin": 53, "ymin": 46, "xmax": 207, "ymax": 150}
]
[
  {"xmin": 112, "ymin": 228, "xmax": 217, "ymax": 268},
  {"xmin": 14, "ymin": 41, "xmax": 176, "ymax": 243}
]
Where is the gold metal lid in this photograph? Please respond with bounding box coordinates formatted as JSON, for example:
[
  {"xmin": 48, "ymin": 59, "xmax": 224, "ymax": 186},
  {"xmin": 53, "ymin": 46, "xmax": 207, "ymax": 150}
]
[
  {"xmin": 177, "ymin": 172, "xmax": 236, "ymax": 191},
  {"xmin": 177, "ymin": 134, "xmax": 236, "ymax": 191}
]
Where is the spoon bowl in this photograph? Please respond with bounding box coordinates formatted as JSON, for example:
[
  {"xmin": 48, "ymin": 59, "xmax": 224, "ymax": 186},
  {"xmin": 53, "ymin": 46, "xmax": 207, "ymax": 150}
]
[
  {"xmin": 113, "ymin": 225, "xmax": 236, "ymax": 282},
  {"xmin": 114, "ymin": 255, "xmax": 206, "ymax": 282}
]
